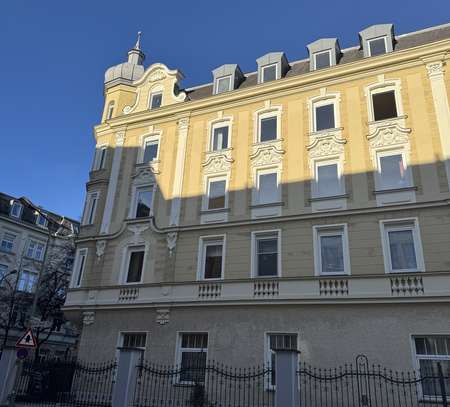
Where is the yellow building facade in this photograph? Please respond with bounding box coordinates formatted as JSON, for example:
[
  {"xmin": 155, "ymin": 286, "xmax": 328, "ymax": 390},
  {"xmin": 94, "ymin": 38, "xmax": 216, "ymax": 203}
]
[{"xmin": 65, "ymin": 23, "xmax": 450, "ymax": 370}]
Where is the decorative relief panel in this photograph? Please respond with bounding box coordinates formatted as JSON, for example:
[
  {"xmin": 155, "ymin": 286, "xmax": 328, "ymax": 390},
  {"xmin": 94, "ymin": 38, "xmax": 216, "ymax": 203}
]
[
  {"xmin": 127, "ymin": 224, "xmax": 149, "ymax": 244},
  {"xmin": 250, "ymin": 140, "xmax": 285, "ymax": 167},
  {"xmin": 307, "ymin": 132, "xmax": 347, "ymax": 159},
  {"xmin": 96, "ymin": 240, "xmax": 107, "ymax": 259},
  {"xmin": 202, "ymin": 151, "xmax": 234, "ymax": 174},
  {"xmin": 156, "ymin": 308, "xmax": 170, "ymax": 325},
  {"xmin": 166, "ymin": 232, "xmax": 178, "ymax": 255},
  {"xmin": 132, "ymin": 164, "xmax": 159, "ymax": 185}
]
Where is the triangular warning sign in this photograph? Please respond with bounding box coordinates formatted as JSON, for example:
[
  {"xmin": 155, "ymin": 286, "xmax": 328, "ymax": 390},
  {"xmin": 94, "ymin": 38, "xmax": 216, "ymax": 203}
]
[{"xmin": 16, "ymin": 328, "xmax": 37, "ymax": 349}]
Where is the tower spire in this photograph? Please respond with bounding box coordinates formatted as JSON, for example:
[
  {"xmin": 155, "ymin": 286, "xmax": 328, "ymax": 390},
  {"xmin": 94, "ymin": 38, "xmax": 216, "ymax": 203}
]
[{"xmin": 127, "ymin": 31, "xmax": 145, "ymax": 65}]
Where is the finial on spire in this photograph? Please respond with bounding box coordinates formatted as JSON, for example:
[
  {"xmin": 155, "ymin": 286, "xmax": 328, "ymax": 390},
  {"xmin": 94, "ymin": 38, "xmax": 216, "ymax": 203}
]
[{"xmin": 134, "ymin": 31, "xmax": 142, "ymax": 50}]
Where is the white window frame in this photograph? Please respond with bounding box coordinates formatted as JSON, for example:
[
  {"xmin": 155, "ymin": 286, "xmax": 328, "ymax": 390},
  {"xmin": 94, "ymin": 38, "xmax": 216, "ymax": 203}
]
[
  {"xmin": 93, "ymin": 145, "xmax": 108, "ymax": 171},
  {"xmin": 202, "ymin": 174, "xmax": 229, "ymax": 211},
  {"xmin": 313, "ymin": 224, "xmax": 351, "ymax": 276},
  {"xmin": 366, "ymin": 79, "xmax": 403, "ymax": 123},
  {"xmin": 26, "ymin": 239, "xmax": 46, "ymax": 261},
  {"xmin": 380, "ymin": 218, "xmax": 425, "ymax": 273},
  {"xmin": 253, "ymin": 167, "xmax": 281, "ymax": 205},
  {"xmin": 149, "ymin": 91, "xmax": 163, "ymax": 109},
  {"xmin": 1, "ymin": 232, "xmax": 16, "ymax": 253},
  {"xmin": 120, "ymin": 245, "xmax": 147, "ymax": 285},
  {"xmin": 175, "ymin": 331, "xmax": 209, "ymax": 385},
  {"xmin": 253, "ymin": 105, "xmax": 283, "ymax": 144},
  {"xmin": 367, "ymin": 36, "xmax": 388, "ymax": 57},
  {"xmin": 10, "ymin": 202, "xmax": 22, "ymax": 218},
  {"xmin": 129, "ymin": 184, "xmax": 155, "ymax": 219},
  {"xmin": 312, "ymin": 158, "xmax": 345, "ymax": 198},
  {"xmin": 313, "ymin": 49, "xmax": 332, "ymax": 70},
  {"xmin": 209, "ymin": 121, "xmax": 231, "ymax": 151},
  {"xmin": 82, "ymin": 192, "xmax": 99, "ymax": 225},
  {"xmin": 375, "ymin": 149, "xmax": 413, "ymax": 191},
  {"xmin": 197, "ymin": 235, "xmax": 226, "ymax": 281},
  {"xmin": 18, "ymin": 269, "xmax": 39, "ymax": 293},
  {"xmin": 215, "ymin": 75, "xmax": 232, "ymax": 94},
  {"xmin": 264, "ymin": 332, "xmax": 300, "ymax": 390},
  {"xmin": 261, "ymin": 63, "xmax": 278, "ymax": 83},
  {"xmin": 106, "ymin": 101, "xmax": 115, "ymax": 120},
  {"xmin": 251, "ymin": 229, "xmax": 282, "ymax": 278},
  {"xmin": 35, "ymin": 213, "xmax": 48, "ymax": 228},
  {"xmin": 308, "ymin": 93, "xmax": 341, "ymax": 133},
  {"xmin": 0, "ymin": 264, "xmax": 8, "ymax": 279},
  {"xmin": 71, "ymin": 248, "xmax": 88, "ymax": 288},
  {"xmin": 117, "ymin": 331, "xmax": 148, "ymax": 350},
  {"xmin": 138, "ymin": 132, "xmax": 161, "ymax": 164}
]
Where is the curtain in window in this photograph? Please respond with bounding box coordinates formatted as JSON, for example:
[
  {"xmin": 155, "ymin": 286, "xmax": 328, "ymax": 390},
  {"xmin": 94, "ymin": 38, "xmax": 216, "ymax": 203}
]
[
  {"xmin": 388, "ymin": 230, "xmax": 417, "ymax": 270},
  {"xmin": 204, "ymin": 244, "xmax": 222, "ymax": 279},
  {"xmin": 320, "ymin": 235, "xmax": 344, "ymax": 273}
]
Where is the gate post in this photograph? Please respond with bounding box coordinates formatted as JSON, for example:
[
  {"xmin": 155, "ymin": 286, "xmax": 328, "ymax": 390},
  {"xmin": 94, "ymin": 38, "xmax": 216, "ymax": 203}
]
[
  {"xmin": 0, "ymin": 347, "xmax": 18, "ymax": 406},
  {"xmin": 112, "ymin": 347, "xmax": 143, "ymax": 407},
  {"xmin": 274, "ymin": 349, "xmax": 300, "ymax": 407}
]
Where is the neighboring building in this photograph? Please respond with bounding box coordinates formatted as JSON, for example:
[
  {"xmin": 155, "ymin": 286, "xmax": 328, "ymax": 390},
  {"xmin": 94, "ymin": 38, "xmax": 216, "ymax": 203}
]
[
  {"xmin": 65, "ymin": 22, "xmax": 450, "ymax": 374},
  {"xmin": 0, "ymin": 192, "xmax": 79, "ymax": 358}
]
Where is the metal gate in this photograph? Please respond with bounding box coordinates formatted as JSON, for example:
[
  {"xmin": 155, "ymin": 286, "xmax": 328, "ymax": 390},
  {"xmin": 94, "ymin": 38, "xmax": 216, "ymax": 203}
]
[{"xmin": 13, "ymin": 358, "xmax": 116, "ymax": 407}]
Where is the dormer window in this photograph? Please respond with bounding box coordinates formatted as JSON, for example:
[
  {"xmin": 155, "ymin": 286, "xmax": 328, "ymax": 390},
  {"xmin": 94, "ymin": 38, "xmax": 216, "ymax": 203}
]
[
  {"xmin": 262, "ymin": 64, "xmax": 277, "ymax": 83},
  {"xmin": 368, "ymin": 37, "xmax": 387, "ymax": 57},
  {"xmin": 215, "ymin": 76, "xmax": 232, "ymax": 94},
  {"xmin": 314, "ymin": 50, "xmax": 331, "ymax": 70},
  {"xmin": 359, "ymin": 24, "xmax": 395, "ymax": 58},
  {"xmin": 10, "ymin": 202, "xmax": 22, "ymax": 218},
  {"xmin": 149, "ymin": 92, "xmax": 163, "ymax": 109}
]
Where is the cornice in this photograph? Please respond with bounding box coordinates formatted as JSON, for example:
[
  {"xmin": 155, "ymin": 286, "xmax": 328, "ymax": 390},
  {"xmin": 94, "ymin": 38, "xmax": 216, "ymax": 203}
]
[{"xmin": 96, "ymin": 40, "xmax": 450, "ymax": 133}]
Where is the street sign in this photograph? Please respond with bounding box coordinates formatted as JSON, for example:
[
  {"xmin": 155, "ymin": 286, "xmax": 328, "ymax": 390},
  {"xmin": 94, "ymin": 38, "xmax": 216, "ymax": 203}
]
[
  {"xmin": 16, "ymin": 328, "xmax": 37, "ymax": 349},
  {"xmin": 16, "ymin": 347, "xmax": 28, "ymax": 360}
]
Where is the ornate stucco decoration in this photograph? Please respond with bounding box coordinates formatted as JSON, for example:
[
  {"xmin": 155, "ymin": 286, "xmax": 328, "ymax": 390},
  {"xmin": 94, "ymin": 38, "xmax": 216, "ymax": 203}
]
[
  {"xmin": 132, "ymin": 164, "xmax": 159, "ymax": 186},
  {"xmin": 425, "ymin": 61, "xmax": 444, "ymax": 79},
  {"xmin": 202, "ymin": 151, "xmax": 234, "ymax": 174},
  {"xmin": 156, "ymin": 308, "xmax": 170, "ymax": 325},
  {"xmin": 123, "ymin": 63, "xmax": 186, "ymax": 114},
  {"xmin": 307, "ymin": 132, "xmax": 347, "ymax": 159},
  {"xmin": 82, "ymin": 311, "xmax": 95, "ymax": 326},
  {"xmin": 166, "ymin": 232, "xmax": 178, "ymax": 256},
  {"xmin": 366, "ymin": 120, "xmax": 411, "ymax": 164},
  {"xmin": 128, "ymin": 224, "xmax": 150, "ymax": 244},
  {"xmin": 115, "ymin": 131, "xmax": 126, "ymax": 146},
  {"xmin": 96, "ymin": 240, "xmax": 107, "ymax": 259},
  {"xmin": 250, "ymin": 140, "xmax": 285, "ymax": 167}
]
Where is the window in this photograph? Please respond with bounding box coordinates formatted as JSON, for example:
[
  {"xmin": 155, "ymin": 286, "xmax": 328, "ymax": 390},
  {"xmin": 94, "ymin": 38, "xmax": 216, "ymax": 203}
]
[
  {"xmin": 314, "ymin": 225, "xmax": 350, "ymax": 275},
  {"xmin": 377, "ymin": 151, "xmax": 410, "ymax": 190},
  {"xmin": 83, "ymin": 193, "xmax": 98, "ymax": 225},
  {"xmin": 94, "ymin": 146, "xmax": 107, "ymax": 170},
  {"xmin": 142, "ymin": 139, "xmax": 159, "ymax": 163},
  {"xmin": 134, "ymin": 187, "xmax": 153, "ymax": 218},
  {"xmin": 1, "ymin": 232, "xmax": 16, "ymax": 252},
  {"xmin": 314, "ymin": 104, "xmax": 335, "ymax": 131},
  {"xmin": 121, "ymin": 332, "xmax": 147, "ymax": 349},
  {"xmin": 266, "ymin": 333, "xmax": 298, "ymax": 387},
  {"xmin": 381, "ymin": 219, "xmax": 424, "ymax": 273},
  {"xmin": 206, "ymin": 178, "xmax": 226, "ymax": 210},
  {"xmin": 314, "ymin": 50, "xmax": 331, "ymax": 70},
  {"xmin": 259, "ymin": 116, "xmax": 277, "ymax": 142},
  {"xmin": 211, "ymin": 125, "xmax": 229, "ymax": 151},
  {"xmin": 149, "ymin": 92, "xmax": 162, "ymax": 109},
  {"xmin": 125, "ymin": 248, "xmax": 145, "ymax": 283},
  {"xmin": 0, "ymin": 264, "xmax": 7, "ymax": 280},
  {"xmin": 18, "ymin": 270, "xmax": 38, "ymax": 293},
  {"xmin": 413, "ymin": 336, "xmax": 450, "ymax": 399},
  {"xmin": 216, "ymin": 76, "xmax": 232, "ymax": 94},
  {"xmin": 368, "ymin": 37, "xmax": 387, "ymax": 57},
  {"xmin": 372, "ymin": 90, "xmax": 397, "ymax": 121},
  {"xmin": 199, "ymin": 237, "xmax": 224, "ymax": 280},
  {"xmin": 253, "ymin": 231, "xmax": 280, "ymax": 277},
  {"xmin": 106, "ymin": 101, "xmax": 115, "ymax": 119},
  {"xmin": 256, "ymin": 171, "xmax": 279, "ymax": 204},
  {"xmin": 262, "ymin": 64, "xmax": 277, "ymax": 82},
  {"xmin": 26, "ymin": 240, "xmax": 45, "ymax": 261},
  {"xmin": 313, "ymin": 161, "xmax": 343, "ymax": 198},
  {"xmin": 177, "ymin": 333, "xmax": 208, "ymax": 383},
  {"xmin": 36, "ymin": 214, "xmax": 48, "ymax": 228},
  {"xmin": 10, "ymin": 202, "xmax": 22, "ymax": 218},
  {"xmin": 72, "ymin": 248, "xmax": 87, "ymax": 288}
]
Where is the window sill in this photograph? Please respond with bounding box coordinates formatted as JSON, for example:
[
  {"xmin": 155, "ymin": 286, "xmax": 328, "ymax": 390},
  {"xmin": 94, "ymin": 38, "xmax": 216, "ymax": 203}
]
[
  {"xmin": 309, "ymin": 194, "xmax": 348, "ymax": 202},
  {"xmin": 308, "ymin": 127, "xmax": 344, "ymax": 136},
  {"xmin": 368, "ymin": 114, "xmax": 407, "ymax": 125},
  {"xmin": 206, "ymin": 147, "xmax": 233, "ymax": 154},
  {"xmin": 373, "ymin": 186, "xmax": 417, "ymax": 195},
  {"xmin": 252, "ymin": 138, "xmax": 284, "ymax": 147},
  {"xmin": 0, "ymin": 248, "xmax": 14, "ymax": 255},
  {"xmin": 387, "ymin": 269, "xmax": 424, "ymax": 274},
  {"xmin": 200, "ymin": 207, "xmax": 230, "ymax": 215},
  {"xmin": 250, "ymin": 201, "xmax": 284, "ymax": 209},
  {"xmin": 136, "ymin": 160, "xmax": 160, "ymax": 167}
]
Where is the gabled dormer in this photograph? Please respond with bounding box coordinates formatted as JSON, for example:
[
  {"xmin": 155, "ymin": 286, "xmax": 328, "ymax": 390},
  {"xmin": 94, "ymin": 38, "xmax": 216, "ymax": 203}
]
[
  {"xmin": 359, "ymin": 24, "xmax": 395, "ymax": 58},
  {"xmin": 256, "ymin": 52, "xmax": 289, "ymax": 84},
  {"xmin": 212, "ymin": 64, "xmax": 245, "ymax": 95},
  {"xmin": 307, "ymin": 38, "xmax": 341, "ymax": 71}
]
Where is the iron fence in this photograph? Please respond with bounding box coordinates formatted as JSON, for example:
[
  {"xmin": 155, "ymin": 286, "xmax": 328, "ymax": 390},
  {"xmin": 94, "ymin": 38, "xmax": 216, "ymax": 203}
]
[
  {"xmin": 132, "ymin": 360, "xmax": 274, "ymax": 407},
  {"xmin": 297, "ymin": 355, "xmax": 450, "ymax": 407},
  {"xmin": 13, "ymin": 358, "xmax": 116, "ymax": 407}
]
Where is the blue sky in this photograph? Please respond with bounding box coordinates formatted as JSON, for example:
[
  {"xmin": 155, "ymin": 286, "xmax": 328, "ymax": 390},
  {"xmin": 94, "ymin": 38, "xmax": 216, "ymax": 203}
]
[{"xmin": 1, "ymin": 0, "xmax": 448, "ymax": 220}]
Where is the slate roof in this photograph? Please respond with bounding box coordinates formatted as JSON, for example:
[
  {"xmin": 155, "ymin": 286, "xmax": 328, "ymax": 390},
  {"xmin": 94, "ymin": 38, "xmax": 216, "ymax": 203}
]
[{"xmin": 185, "ymin": 23, "xmax": 450, "ymax": 101}]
